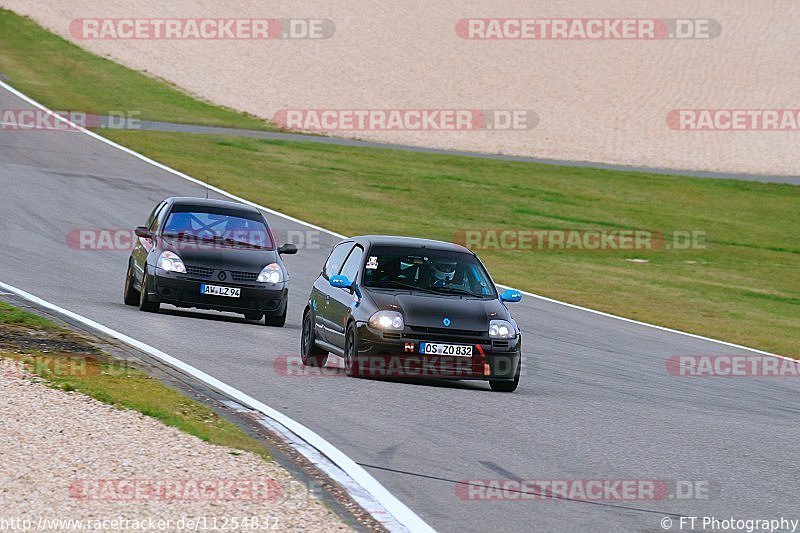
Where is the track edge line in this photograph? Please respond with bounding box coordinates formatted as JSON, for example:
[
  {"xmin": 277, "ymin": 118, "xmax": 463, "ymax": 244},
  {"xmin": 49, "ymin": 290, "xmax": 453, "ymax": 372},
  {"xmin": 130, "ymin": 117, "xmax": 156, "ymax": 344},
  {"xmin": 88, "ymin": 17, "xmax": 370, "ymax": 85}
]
[{"xmin": 0, "ymin": 280, "xmax": 433, "ymax": 533}]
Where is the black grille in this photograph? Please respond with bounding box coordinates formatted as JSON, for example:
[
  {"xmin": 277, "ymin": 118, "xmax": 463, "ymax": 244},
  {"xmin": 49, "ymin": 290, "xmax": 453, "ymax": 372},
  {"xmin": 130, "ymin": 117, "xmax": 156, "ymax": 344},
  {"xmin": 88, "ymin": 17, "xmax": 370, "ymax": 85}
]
[
  {"xmin": 407, "ymin": 326, "xmax": 484, "ymax": 337},
  {"xmin": 183, "ymin": 266, "xmax": 258, "ymax": 282},
  {"xmin": 231, "ymin": 271, "xmax": 258, "ymax": 282},
  {"xmin": 404, "ymin": 326, "xmax": 485, "ymax": 342},
  {"xmin": 185, "ymin": 265, "xmax": 213, "ymax": 278}
]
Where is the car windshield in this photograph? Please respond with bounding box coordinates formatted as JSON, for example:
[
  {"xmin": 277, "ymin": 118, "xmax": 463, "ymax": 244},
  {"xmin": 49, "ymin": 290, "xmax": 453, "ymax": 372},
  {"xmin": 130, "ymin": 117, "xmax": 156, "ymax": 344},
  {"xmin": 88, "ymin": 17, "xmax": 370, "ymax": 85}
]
[
  {"xmin": 161, "ymin": 206, "xmax": 273, "ymax": 249},
  {"xmin": 362, "ymin": 246, "xmax": 497, "ymax": 298}
]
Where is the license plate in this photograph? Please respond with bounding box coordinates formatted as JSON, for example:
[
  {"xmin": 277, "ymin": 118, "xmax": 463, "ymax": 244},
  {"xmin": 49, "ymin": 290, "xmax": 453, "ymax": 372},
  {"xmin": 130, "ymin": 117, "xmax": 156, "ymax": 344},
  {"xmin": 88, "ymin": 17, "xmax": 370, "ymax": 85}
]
[
  {"xmin": 419, "ymin": 342, "xmax": 473, "ymax": 357},
  {"xmin": 200, "ymin": 284, "xmax": 241, "ymax": 298}
]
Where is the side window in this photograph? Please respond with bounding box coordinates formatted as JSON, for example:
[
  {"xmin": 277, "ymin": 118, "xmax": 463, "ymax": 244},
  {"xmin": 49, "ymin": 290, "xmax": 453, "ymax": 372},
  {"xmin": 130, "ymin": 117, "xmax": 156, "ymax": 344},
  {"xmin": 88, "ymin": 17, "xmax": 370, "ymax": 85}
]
[
  {"xmin": 340, "ymin": 246, "xmax": 364, "ymax": 282},
  {"xmin": 146, "ymin": 202, "xmax": 165, "ymax": 227},
  {"xmin": 323, "ymin": 242, "xmax": 353, "ymax": 279},
  {"xmin": 149, "ymin": 204, "xmax": 168, "ymax": 232}
]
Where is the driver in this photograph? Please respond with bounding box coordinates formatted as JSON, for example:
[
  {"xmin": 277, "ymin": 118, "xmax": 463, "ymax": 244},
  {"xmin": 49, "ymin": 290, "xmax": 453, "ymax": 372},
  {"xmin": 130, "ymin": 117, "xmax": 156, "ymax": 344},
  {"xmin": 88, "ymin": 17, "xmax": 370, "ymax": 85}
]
[
  {"xmin": 431, "ymin": 260, "xmax": 457, "ymax": 287},
  {"xmin": 164, "ymin": 212, "xmax": 194, "ymax": 235}
]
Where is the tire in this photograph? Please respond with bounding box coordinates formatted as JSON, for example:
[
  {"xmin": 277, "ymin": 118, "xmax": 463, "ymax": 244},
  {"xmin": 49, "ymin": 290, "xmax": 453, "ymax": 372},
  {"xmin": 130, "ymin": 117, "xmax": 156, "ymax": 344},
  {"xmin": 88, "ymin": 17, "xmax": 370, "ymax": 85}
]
[
  {"xmin": 264, "ymin": 299, "xmax": 287, "ymax": 327},
  {"xmin": 123, "ymin": 261, "xmax": 139, "ymax": 306},
  {"xmin": 489, "ymin": 378, "xmax": 519, "ymax": 393},
  {"xmin": 301, "ymin": 311, "xmax": 328, "ymax": 367},
  {"xmin": 344, "ymin": 325, "xmax": 361, "ymax": 377},
  {"xmin": 489, "ymin": 351, "xmax": 521, "ymax": 392},
  {"xmin": 244, "ymin": 312, "xmax": 264, "ymax": 321},
  {"xmin": 138, "ymin": 272, "xmax": 160, "ymax": 313}
]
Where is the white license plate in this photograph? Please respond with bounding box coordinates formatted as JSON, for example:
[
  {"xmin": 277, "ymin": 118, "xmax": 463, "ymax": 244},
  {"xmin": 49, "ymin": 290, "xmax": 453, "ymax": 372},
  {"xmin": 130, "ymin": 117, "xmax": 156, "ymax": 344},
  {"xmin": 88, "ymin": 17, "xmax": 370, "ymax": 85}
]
[
  {"xmin": 419, "ymin": 342, "xmax": 473, "ymax": 357},
  {"xmin": 200, "ymin": 284, "xmax": 241, "ymax": 298}
]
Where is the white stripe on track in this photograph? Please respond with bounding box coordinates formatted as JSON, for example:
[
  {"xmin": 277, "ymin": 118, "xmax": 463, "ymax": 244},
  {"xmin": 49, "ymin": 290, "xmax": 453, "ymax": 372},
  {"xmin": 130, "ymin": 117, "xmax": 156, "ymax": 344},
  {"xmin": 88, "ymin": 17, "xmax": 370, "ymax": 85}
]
[{"xmin": 0, "ymin": 280, "xmax": 433, "ymax": 533}]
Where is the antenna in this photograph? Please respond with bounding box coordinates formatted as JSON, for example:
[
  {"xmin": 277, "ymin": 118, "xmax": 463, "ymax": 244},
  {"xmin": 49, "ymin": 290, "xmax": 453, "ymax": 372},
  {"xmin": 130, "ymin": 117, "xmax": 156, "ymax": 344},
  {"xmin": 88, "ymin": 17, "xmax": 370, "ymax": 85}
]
[{"xmin": 205, "ymin": 175, "xmax": 209, "ymax": 199}]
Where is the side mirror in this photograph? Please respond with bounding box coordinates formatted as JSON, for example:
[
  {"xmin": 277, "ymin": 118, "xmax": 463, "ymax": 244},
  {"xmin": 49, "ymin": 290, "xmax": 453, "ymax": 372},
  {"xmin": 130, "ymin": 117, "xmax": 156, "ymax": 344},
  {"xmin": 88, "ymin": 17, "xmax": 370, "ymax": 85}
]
[
  {"xmin": 500, "ymin": 289, "xmax": 522, "ymax": 303},
  {"xmin": 135, "ymin": 226, "xmax": 152, "ymax": 239},
  {"xmin": 329, "ymin": 275, "xmax": 352, "ymax": 289},
  {"xmin": 278, "ymin": 243, "xmax": 298, "ymax": 255}
]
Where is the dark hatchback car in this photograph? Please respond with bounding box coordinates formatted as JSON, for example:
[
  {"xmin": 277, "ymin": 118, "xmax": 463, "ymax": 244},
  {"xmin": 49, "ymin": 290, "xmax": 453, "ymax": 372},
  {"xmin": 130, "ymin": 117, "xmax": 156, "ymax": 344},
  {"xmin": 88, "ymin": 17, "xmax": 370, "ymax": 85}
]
[
  {"xmin": 301, "ymin": 236, "xmax": 523, "ymax": 392},
  {"xmin": 124, "ymin": 197, "xmax": 297, "ymax": 326}
]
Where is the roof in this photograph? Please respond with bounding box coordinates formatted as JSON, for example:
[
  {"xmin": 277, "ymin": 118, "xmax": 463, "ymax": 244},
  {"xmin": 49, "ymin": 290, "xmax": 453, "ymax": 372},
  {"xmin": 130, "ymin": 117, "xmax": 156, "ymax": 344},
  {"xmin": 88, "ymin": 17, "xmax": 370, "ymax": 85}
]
[
  {"xmin": 350, "ymin": 235, "xmax": 471, "ymax": 253},
  {"xmin": 166, "ymin": 197, "xmax": 260, "ymax": 213}
]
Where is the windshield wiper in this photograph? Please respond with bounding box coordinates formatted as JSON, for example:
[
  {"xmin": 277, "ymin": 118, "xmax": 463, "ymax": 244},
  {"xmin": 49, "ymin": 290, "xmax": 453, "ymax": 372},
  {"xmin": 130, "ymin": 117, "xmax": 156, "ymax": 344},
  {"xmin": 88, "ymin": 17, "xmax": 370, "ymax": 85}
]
[
  {"xmin": 162, "ymin": 233, "xmax": 264, "ymax": 249},
  {"xmin": 428, "ymin": 286, "xmax": 481, "ymax": 297},
  {"xmin": 162, "ymin": 232, "xmax": 211, "ymax": 242},
  {"xmin": 371, "ymin": 280, "xmax": 442, "ymax": 295},
  {"xmin": 211, "ymin": 235, "xmax": 265, "ymax": 249}
]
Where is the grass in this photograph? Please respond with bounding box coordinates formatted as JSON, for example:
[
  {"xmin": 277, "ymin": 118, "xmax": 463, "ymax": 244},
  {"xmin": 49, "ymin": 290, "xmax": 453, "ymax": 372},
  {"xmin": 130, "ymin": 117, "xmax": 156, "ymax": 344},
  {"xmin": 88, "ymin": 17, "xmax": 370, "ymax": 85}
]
[
  {"xmin": 101, "ymin": 133, "xmax": 799, "ymax": 357},
  {"xmin": 0, "ymin": 10, "xmax": 269, "ymax": 129},
  {"xmin": 0, "ymin": 302, "xmax": 271, "ymax": 460},
  {"xmin": 1, "ymin": 9, "xmax": 798, "ymax": 357},
  {"xmin": 0, "ymin": 300, "xmax": 55, "ymax": 328}
]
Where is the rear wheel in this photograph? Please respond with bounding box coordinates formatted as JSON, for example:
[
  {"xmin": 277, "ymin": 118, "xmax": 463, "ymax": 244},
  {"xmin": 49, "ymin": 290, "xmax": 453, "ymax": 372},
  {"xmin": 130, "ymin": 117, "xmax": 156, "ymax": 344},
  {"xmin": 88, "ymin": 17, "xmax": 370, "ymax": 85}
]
[
  {"xmin": 301, "ymin": 311, "xmax": 328, "ymax": 367},
  {"xmin": 123, "ymin": 261, "xmax": 139, "ymax": 306},
  {"xmin": 138, "ymin": 272, "xmax": 160, "ymax": 313},
  {"xmin": 344, "ymin": 325, "xmax": 361, "ymax": 377}
]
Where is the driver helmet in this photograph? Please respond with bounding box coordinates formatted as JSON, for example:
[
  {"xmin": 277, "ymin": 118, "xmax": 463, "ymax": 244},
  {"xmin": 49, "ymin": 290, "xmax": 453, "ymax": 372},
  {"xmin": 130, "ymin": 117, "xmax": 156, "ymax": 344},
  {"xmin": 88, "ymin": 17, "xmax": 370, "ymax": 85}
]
[{"xmin": 432, "ymin": 260, "xmax": 457, "ymax": 282}]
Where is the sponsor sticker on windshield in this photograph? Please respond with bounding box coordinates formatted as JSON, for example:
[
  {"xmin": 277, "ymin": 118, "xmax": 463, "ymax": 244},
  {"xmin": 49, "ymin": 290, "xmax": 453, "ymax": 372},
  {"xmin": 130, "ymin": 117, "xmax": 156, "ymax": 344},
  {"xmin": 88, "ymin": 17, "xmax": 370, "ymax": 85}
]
[{"xmin": 366, "ymin": 256, "xmax": 379, "ymax": 269}]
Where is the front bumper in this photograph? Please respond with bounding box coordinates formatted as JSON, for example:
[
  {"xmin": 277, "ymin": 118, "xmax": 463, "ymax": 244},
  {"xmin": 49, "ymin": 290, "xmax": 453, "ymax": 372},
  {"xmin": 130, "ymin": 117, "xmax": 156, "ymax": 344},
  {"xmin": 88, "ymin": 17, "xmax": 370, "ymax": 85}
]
[
  {"xmin": 146, "ymin": 267, "xmax": 287, "ymax": 314},
  {"xmin": 352, "ymin": 322, "xmax": 521, "ymax": 381}
]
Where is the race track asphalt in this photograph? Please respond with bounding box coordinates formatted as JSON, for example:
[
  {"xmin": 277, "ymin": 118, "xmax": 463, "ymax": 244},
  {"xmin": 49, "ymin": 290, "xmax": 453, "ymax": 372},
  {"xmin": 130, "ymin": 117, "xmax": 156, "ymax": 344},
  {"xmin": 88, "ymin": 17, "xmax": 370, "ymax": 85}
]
[{"xmin": 1, "ymin": 86, "xmax": 798, "ymax": 532}]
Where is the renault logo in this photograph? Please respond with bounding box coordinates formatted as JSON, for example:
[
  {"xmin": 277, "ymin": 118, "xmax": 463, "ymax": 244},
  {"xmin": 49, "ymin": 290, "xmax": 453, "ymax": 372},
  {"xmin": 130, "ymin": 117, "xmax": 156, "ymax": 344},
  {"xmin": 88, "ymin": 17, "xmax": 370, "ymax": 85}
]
[
  {"xmin": 217, "ymin": 271, "xmax": 227, "ymax": 281},
  {"xmin": 442, "ymin": 317, "xmax": 451, "ymax": 327}
]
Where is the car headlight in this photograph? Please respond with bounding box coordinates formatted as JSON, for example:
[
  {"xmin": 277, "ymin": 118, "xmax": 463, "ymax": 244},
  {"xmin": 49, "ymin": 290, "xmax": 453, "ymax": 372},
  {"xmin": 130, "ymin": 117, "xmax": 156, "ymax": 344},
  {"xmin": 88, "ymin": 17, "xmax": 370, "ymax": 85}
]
[
  {"xmin": 257, "ymin": 263, "xmax": 283, "ymax": 283},
  {"xmin": 489, "ymin": 319, "xmax": 515, "ymax": 339},
  {"xmin": 157, "ymin": 251, "xmax": 186, "ymax": 273},
  {"xmin": 369, "ymin": 310, "xmax": 404, "ymax": 330}
]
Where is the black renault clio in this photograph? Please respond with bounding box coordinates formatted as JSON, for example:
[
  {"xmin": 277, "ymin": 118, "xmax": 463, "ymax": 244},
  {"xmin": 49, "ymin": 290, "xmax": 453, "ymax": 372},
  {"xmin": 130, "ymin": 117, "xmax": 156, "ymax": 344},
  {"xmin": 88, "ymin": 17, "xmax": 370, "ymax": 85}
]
[
  {"xmin": 301, "ymin": 235, "xmax": 523, "ymax": 392},
  {"xmin": 124, "ymin": 197, "xmax": 297, "ymax": 326}
]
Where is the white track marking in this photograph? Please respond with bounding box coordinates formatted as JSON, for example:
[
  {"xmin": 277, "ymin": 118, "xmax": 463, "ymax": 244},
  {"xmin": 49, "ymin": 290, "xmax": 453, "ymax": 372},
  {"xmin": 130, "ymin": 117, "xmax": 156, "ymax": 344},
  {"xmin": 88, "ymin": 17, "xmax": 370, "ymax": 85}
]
[{"xmin": 0, "ymin": 280, "xmax": 432, "ymax": 533}]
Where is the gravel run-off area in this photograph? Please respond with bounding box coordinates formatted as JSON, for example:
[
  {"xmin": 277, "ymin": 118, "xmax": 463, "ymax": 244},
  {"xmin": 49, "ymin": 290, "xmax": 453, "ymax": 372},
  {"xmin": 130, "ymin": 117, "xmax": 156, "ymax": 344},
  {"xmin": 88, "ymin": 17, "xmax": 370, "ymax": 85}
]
[
  {"xmin": 2, "ymin": 0, "xmax": 798, "ymax": 176},
  {"xmin": 0, "ymin": 358, "xmax": 348, "ymax": 531}
]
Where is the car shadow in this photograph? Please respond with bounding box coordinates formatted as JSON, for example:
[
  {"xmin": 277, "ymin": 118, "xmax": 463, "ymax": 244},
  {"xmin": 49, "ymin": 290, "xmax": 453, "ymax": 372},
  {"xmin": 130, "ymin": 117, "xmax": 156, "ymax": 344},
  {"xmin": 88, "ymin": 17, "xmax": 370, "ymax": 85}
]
[
  {"xmin": 154, "ymin": 306, "xmax": 300, "ymax": 330},
  {"xmin": 321, "ymin": 356, "xmax": 492, "ymax": 392}
]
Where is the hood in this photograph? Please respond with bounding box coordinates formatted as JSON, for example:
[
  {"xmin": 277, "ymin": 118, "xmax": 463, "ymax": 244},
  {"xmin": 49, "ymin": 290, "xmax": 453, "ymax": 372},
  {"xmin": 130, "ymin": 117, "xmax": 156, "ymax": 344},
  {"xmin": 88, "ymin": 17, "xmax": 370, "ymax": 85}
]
[
  {"xmin": 365, "ymin": 289, "xmax": 507, "ymax": 331},
  {"xmin": 160, "ymin": 236, "xmax": 278, "ymax": 271}
]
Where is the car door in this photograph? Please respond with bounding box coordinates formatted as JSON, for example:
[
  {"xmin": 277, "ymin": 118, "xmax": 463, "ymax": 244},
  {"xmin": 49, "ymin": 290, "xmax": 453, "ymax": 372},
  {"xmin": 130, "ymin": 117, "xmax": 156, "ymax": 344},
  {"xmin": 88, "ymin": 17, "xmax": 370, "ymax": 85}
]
[
  {"xmin": 314, "ymin": 241, "xmax": 353, "ymax": 343},
  {"xmin": 326, "ymin": 244, "xmax": 364, "ymax": 349},
  {"xmin": 131, "ymin": 201, "xmax": 166, "ymax": 284}
]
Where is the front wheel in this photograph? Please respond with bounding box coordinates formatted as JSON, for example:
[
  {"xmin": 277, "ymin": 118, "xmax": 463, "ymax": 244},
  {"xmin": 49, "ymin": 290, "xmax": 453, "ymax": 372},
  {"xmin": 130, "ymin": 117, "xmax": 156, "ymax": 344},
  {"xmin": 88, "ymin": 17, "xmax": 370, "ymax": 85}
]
[
  {"xmin": 344, "ymin": 325, "xmax": 362, "ymax": 377},
  {"xmin": 489, "ymin": 352, "xmax": 521, "ymax": 392},
  {"xmin": 489, "ymin": 378, "xmax": 519, "ymax": 393},
  {"xmin": 264, "ymin": 299, "xmax": 287, "ymax": 327},
  {"xmin": 301, "ymin": 311, "xmax": 328, "ymax": 367},
  {"xmin": 138, "ymin": 272, "xmax": 160, "ymax": 313}
]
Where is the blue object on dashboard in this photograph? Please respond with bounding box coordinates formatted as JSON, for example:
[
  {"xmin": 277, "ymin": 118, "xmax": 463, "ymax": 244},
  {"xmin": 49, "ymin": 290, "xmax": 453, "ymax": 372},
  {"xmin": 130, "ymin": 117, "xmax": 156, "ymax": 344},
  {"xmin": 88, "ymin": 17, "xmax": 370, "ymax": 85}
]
[
  {"xmin": 330, "ymin": 275, "xmax": 352, "ymax": 289},
  {"xmin": 500, "ymin": 289, "xmax": 523, "ymax": 303}
]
